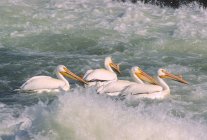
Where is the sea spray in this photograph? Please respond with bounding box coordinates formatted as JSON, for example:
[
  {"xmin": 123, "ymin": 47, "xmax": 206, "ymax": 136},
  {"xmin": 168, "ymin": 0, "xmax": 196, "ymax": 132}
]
[{"xmin": 1, "ymin": 88, "xmax": 204, "ymax": 140}]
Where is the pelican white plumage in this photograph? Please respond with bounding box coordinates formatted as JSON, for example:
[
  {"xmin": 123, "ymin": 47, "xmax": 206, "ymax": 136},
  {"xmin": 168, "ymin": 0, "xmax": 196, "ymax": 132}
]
[
  {"xmin": 83, "ymin": 56, "xmax": 121, "ymax": 87},
  {"xmin": 97, "ymin": 66, "xmax": 158, "ymax": 96},
  {"xmin": 121, "ymin": 68, "xmax": 188, "ymax": 99},
  {"xmin": 20, "ymin": 65, "xmax": 87, "ymax": 93}
]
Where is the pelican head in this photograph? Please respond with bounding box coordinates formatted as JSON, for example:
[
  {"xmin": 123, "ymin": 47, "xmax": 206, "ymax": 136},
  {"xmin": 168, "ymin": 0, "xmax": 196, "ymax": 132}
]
[
  {"xmin": 57, "ymin": 65, "xmax": 88, "ymax": 84},
  {"xmin": 105, "ymin": 56, "xmax": 121, "ymax": 74},
  {"xmin": 158, "ymin": 68, "xmax": 188, "ymax": 84},
  {"xmin": 132, "ymin": 66, "xmax": 159, "ymax": 85}
]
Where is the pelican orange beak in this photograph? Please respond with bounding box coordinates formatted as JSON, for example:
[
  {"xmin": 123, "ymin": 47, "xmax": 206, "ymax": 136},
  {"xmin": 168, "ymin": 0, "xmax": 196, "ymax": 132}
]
[
  {"xmin": 135, "ymin": 68, "xmax": 159, "ymax": 85},
  {"xmin": 110, "ymin": 62, "xmax": 121, "ymax": 74},
  {"xmin": 160, "ymin": 71, "xmax": 188, "ymax": 84},
  {"xmin": 60, "ymin": 67, "xmax": 88, "ymax": 84}
]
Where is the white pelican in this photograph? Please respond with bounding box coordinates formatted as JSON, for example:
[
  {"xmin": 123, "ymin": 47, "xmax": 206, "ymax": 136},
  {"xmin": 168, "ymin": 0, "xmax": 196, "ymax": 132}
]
[
  {"xmin": 20, "ymin": 65, "xmax": 87, "ymax": 93},
  {"xmin": 83, "ymin": 56, "xmax": 121, "ymax": 87},
  {"xmin": 121, "ymin": 68, "xmax": 188, "ymax": 99},
  {"xmin": 97, "ymin": 66, "xmax": 158, "ymax": 96}
]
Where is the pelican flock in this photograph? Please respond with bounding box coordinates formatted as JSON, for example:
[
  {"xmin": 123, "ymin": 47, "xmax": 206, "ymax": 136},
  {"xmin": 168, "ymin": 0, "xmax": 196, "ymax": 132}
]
[{"xmin": 19, "ymin": 56, "xmax": 188, "ymax": 100}]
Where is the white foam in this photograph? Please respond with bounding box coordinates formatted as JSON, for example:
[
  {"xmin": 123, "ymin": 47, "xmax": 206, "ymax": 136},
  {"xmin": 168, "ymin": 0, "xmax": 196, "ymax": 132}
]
[
  {"xmin": 1, "ymin": 0, "xmax": 206, "ymax": 40},
  {"xmin": 6, "ymin": 88, "xmax": 204, "ymax": 140}
]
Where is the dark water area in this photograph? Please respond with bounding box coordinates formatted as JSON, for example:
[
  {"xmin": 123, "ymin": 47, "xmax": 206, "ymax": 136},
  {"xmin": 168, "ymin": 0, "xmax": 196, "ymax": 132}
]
[{"xmin": 118, "ymin": 0, "xmax": 207, "ymax": 8}]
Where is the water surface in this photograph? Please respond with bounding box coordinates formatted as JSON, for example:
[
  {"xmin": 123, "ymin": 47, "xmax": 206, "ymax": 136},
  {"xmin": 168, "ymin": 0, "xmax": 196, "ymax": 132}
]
[{"xmin": 0, "ymin": 0, "xmax": 207, "ymax": 139}]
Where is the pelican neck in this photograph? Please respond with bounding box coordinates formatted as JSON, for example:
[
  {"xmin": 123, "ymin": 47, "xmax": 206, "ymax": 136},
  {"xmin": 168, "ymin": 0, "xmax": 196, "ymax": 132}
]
[
  {"xmin": 130, "ymin": 71, "xmax": 143, "ymax": 84},
  {"xmin": 56, "ymin": 72, "xmax": 70, "ymax": 87},
  {"xmin": 157, "ymin": 76, "xmax": 169, "ymax": 91}
]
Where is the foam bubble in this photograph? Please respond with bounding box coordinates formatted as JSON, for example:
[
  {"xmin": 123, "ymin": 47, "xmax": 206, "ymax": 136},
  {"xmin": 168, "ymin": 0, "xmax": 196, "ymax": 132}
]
[{"xmin": 8, "ymin": 88, "xmax": 206, "ymax": 140}]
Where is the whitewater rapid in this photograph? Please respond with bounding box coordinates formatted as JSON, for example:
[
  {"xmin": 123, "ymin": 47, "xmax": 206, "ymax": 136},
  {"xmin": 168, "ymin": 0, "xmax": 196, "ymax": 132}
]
[
  {"xmin": 1, "ymin": 0, "xmax": 207, "ymax": 139},
  {"xmin": 1, "ymin": 88, "xmax": 207, "ymax": 140}
]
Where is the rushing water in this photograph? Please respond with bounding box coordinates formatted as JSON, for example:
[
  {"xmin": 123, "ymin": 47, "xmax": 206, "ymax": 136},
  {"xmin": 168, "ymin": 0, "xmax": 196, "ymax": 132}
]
[{"xmin": 1, "ymin": 0, "xmax": 207, "ymax": 139}]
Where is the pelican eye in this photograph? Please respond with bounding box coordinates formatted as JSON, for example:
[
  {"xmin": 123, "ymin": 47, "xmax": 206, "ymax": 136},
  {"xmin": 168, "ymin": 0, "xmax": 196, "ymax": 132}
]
[{"xmin": 161, "ymin": 69, "xmax": 167, "ymax": 73}]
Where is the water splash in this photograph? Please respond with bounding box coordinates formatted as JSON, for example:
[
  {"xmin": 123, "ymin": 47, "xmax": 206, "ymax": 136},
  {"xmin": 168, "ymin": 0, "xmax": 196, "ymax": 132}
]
[{"xmin": 1, "ymin": 88, "xmax": 206, "ymax": 140}]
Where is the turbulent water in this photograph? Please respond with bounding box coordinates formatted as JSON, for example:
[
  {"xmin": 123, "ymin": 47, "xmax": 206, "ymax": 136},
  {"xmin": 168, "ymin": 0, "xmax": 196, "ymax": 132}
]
[{"xmin": 1, "ymin": 0, "xmax": 207, "ymax": 139}]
